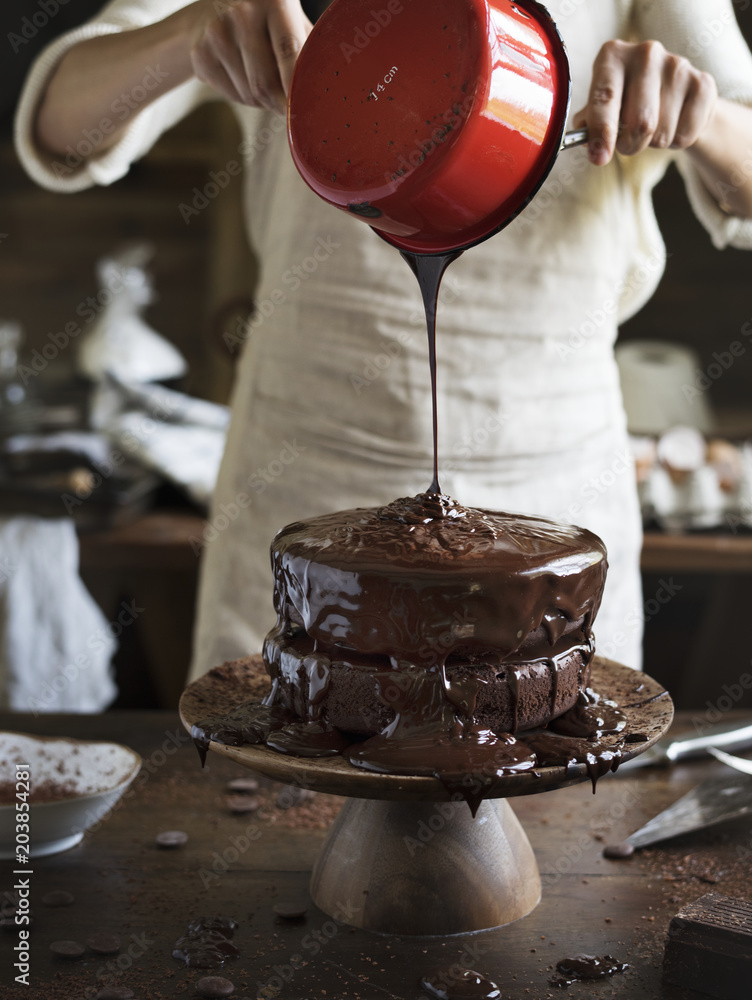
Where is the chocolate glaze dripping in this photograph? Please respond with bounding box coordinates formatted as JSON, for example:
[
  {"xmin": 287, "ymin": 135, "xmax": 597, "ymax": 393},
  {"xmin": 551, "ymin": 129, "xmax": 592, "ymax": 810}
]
[
  {"xmin": 191, "ymin": 486, "xmax": 620, "ymax": 812},
  {"xmin": 190, "ymin": 702, "xmax": 295, "ymax": 767},
  {"xmin": 172, "ymin": 916, "xmax": 239, "ymax": 969},
  {"xmin": 268, "ymin": 495, "xmax": 606, "ymax": 670},
  {"xmin": 549, "ymin": 687, "xmax": 626, "ymax": 740},
  {"xmin": 400, "ymin": 250, "xmax": 462, "ymax": 494},
  {"xmin": 421, "ymin": 968, "xmax": 502, "ymax": 999},
  {"xmin": 548, "ymin": 657, "xmax": 558, "ymax": 718},
  {"xmin": 189, "ymin": 248, "xmax": 627, "ymax": 810},
  {"xmin": 550, "ymin": 954, "xmax": 628, "ymax": 989}
]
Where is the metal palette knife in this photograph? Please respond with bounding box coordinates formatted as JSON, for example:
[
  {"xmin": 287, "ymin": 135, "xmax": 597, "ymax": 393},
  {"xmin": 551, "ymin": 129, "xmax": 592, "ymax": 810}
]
[{"xmin": 627, "ymin": 770, "xmax": 752, "ymax": 850}]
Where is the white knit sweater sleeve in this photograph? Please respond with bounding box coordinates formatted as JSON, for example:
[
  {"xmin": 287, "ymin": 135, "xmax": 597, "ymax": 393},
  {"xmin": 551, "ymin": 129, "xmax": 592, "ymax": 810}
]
[
  {"xmin": 14, "ymin": 0, "xmax": 215, "ymax": 193},
  {"xmin": 635, "ymin": 0, "xmax": 752, "ymax": 250}
]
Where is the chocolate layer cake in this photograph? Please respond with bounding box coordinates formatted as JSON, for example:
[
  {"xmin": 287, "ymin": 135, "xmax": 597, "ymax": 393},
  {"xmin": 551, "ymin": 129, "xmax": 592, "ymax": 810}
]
[{"xmin": 263, "ymin": 493, "xmax": 607, "ymax": 738}]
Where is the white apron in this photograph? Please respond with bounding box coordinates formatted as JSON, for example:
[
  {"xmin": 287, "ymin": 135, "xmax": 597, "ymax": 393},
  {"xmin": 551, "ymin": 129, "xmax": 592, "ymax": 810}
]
[{"xmin": 14, "ymin": 0, "xmax": 752, "ymax": 679}]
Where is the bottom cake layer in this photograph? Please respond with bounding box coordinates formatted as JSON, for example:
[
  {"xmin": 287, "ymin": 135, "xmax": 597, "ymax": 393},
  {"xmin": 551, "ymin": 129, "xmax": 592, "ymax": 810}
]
[{"xmin": 263, "ymin": 630, "xmax": 593, "ymax": 735}]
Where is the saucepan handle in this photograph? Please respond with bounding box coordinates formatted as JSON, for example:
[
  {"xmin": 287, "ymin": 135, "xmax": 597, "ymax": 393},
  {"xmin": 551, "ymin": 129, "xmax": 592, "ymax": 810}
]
[
  {"xmin": 560, "ymin": 126, "xmax": 626, "ymax": 152},
  {"xmin": 560, "ymin": 127, "xmax": 590, "ymax": 150}
]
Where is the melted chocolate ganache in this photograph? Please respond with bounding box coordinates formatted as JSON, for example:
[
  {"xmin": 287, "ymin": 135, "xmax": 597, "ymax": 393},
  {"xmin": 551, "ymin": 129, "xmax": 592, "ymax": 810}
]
[{"xmin": 192, "ymin": 253, "xmax": 630, "ymax": 812}]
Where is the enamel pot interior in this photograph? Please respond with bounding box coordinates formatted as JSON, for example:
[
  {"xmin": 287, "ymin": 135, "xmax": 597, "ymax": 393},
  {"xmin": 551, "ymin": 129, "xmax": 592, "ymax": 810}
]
[{"xmin": 288, "ymin": 0, "xmax": 572, "ymax": 254}]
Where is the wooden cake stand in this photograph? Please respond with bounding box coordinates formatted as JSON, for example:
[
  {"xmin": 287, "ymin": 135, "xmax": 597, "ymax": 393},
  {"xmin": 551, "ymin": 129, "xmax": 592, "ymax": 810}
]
[{"xmin": 180, "ymin": 656, "xmax": 673, "ymax": 937}]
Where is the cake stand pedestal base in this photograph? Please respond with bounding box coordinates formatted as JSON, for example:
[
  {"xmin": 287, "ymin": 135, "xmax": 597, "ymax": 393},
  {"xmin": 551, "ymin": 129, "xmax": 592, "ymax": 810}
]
[
  {"xmin": 179, "ymin": 656, "xmax": 674, "ymax": 937},
  {"xmin": 311, "ymin": 796, "xmax": 540, "ymax": 936}
]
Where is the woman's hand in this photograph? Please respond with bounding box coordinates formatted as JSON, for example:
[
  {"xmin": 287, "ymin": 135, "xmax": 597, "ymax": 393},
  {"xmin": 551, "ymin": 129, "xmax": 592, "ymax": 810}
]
[
  {"xmin": 189, "ymin": 0, "xmax": 313, "ymax": 114},
  {"xmin": 573, "ymin": 39, "xmax": 718, "ymax": 166}
]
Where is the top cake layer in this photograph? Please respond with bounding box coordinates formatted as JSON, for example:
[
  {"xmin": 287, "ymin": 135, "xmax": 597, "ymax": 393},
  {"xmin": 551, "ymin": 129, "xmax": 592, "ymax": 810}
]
[{"xmin": 270, "ymin": 493, "xmax": 607, "ymax": 666}]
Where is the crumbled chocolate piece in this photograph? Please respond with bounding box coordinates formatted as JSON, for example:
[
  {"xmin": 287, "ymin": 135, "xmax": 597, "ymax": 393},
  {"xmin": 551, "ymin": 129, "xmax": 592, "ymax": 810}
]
[
  {"xmin": 272, "ymin": 901, "xmax": 308, "ymax": 920},
  {"xmin": 420, "ymin": 968, "xmax": 502, "ymax": 998},
  {"xmin": 275, "ymin": 785, "xmax": 313, "ymax": 809},
  {"xmin": 42, "ymin": 890, "xmax": 75, "ymax": 907},
  {"xmin": 550, "ymin": 954, "xmax": 627, "ymax": 988},
  {"xmin": 50, "ymin": 939, "xmax": 85, "ymax": 958},
  {"xmin": 156, "ymin": 830, "xmax": 189, "ymax": 848},
  {"xmin": 603, "ymin": 841, "xmax": 635, "ymax": 859},
  {"xmin": 225, "ymin": 795, "xmax": 260, "ymax": 814},
  {"xmin": 226, "ymin": 778, "xmax": 258, "ymax": 793},
  {"xmin": 87, "ymin": 933, "xmax": 122, "ymax": 954},
  {"xmin": 173, "ymin": 916, "xmax": 240, "ymax": 969},
  {"xmin": 196, "ymin": 975, "xmax": 235, "ymax": 997}
]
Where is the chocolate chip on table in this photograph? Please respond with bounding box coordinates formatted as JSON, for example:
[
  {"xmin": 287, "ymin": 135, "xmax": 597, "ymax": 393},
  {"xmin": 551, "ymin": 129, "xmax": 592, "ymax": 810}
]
[
  {"xmin": 156, "ymin": 830, "xmax": 189, "ymax": 848},
  {"xmin": 50, "ymin": 939, "xmax": 85, "ymax": 957},
  {"xmin": 272, "ymin": 901, "xmax": 308, "ymax": 920},
  {"xmin": 196, "ymin": 975, "xmax": 235, "ymax": 997},
  {"xmin": 42, "ymin": 890, "xmax": 75, "ymax": 907},
  {"xmin": 86, "ymin": 933, "xmax": 122, "ymax": 954},
  {"xmin": 226, "ymin": 778, "xmax": 258, "ymax": 794},
  {"xmin": 603, "ymin": 841, "xmax": 635, "ymax": 859},
  {"xmin": 95, "ymin": 989, "xmax": 135, "ymax": 1000},
  {"xmin": 275, "ymin": 785, "xmax": 314, "ymax": 809},
  {"xmin": 225, "ymin": 795, "xmax": 260, "ymax": 814}
]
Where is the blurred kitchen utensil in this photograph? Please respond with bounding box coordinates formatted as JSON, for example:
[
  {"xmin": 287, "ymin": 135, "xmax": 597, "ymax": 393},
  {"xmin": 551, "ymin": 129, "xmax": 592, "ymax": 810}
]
[
  {"xmin": 618, "ymin": 718, "xmax": 752, "ymax": 770},
  {"xmin": 616, "ymin": 342, "xmax": 713, "ymax": 435},
  {"xmin": 707, "ymin": 746, "xmax": 752, "ymax": 775},
  {"xmin": 624, "ymin": 772, "xmax": 752, "ymax": 850}
]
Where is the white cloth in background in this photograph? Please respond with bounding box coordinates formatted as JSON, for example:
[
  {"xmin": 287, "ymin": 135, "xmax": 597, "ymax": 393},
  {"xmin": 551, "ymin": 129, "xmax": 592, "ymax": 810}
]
[
  {"xmin": 0, "ymin": 517, "xmax": 117, "ymax": 712},
  {"xmin": 90, "ymin": 377, "xmax": 230, "ymax": 507},
  {"xmin": 15, "ymin": 0, "xmax": 752, "ymax": 678}
]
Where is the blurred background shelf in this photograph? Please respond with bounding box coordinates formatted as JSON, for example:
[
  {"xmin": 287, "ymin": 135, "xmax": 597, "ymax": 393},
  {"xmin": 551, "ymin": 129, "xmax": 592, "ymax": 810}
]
[
  {"xmin": 75, "ymin": 510, "xmax": 752, "ymax": 575},
  {"xmin": 641, "ymin": 530, "xmax": 752, "ymax": 573}
]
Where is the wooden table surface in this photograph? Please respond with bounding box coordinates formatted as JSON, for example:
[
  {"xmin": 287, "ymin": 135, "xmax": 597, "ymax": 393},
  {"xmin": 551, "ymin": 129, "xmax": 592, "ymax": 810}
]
[{"xmin": 3, "ymin": 710, "xmax": 752, "ymax": 1000}]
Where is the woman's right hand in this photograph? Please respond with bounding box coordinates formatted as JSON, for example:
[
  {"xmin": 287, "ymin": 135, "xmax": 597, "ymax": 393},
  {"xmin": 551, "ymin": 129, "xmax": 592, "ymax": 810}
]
[{"xmin": 188, "ymin": 0, "xmax": 313, "ymax": 114}]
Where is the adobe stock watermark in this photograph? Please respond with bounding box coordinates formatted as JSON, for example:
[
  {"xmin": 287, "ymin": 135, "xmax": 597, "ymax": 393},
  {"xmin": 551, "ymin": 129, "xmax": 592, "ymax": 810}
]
[
  {"xmin": 189, "ymin": 438, "xmax": 306, "ymax": 554},
  {"xmin": 556, "ymin": 448, "xmax": 634, "ymax": 525},
  {"xmin": 555, "ymin": 247, "xmax": 668, "ymax": 360},
  {"xmin": 598, "ymin": 577, "xmax": 683, "ymax": 663},
  {"xmin": 542, "ymin": 784, "xmax": 641, "ymax": 888},
  {"xmin": 198, "ymin": 821, "xmax": 262, "ymax": 889},
  {"xmin": 685, "ymin": 3, "xmax": 751, "ymax": 61},
  {"xmin": 403, "ymin": 797, "xmax": 466, "ymax": 856},
  {"xmin": 339, "ymin": 0, "xmax": 404, "ymax": 63},
  {"xmin": 223, "ymin": 237, "xmax": 341, "ymax": 353},
  {"xmin": 727, "ymin": 494, "xmax": 752, "ymax": 534},
  {"xmin": 50, "ymin": 66, "xmax": 169, "ymax": 179},
  {"xmin": 683, "ymin": 318, "xmax": 752, "ymax": 404},
  {"xmin": 8, "ymin": 0, "xmax": 70, "ymax": 53},
  {"xmin": 0, "ymin": 555, "xmax": 18, "ymax": 583},
  {"xmin": 384, "ymin": 92, "xmax": 474, "ymax": 184},
  {"xmin": 27, "ymin": 599, "xmax": 145, "ymax": 714},
  {"xmin": 420, "ymin": 939, "xmax": 491, "ymax": 996},
  {"xmin": 67, "ymin": 931, "xmax": 155, "ymax": 1000},
  {"xmin": 349, "ymin": 274, "xmax": 467, "ymax": 392},
  {"xmin": 256, "ymin": 902, "xmax": 360, "ymax": 999},
  {"xmin": 442, "ymin": 409, "xmax": 508, "ymax": 473},
  {"xmin": 17, "ymin": 262, "xmax": 178, "ymax": 384},
  {"xmin": 61, "ymin": 396, "xmax": 182, "ymax": 514},
  {"xmin": 180, "ymin": 115, "xmax": 288, "ymax": 225},
  {"xmin": 690, "ymin": 670, "xmax": 752, "ymax": 735},
  {"xmin": 76, "ymin": 727, "xmax": 193, "ymax": 837}
]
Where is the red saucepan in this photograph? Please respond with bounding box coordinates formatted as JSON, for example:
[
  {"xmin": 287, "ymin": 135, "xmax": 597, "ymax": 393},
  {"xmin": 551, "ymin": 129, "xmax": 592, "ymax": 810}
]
[{"xmin": 288, "ymin": 0, "xmax": 588, "ymax": 254}]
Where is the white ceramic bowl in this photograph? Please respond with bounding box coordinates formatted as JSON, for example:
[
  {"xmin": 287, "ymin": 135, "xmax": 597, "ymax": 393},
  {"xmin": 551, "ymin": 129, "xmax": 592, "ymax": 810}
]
[{"xmin": 0, "ymin": 731, "xmax": 142, "ymax": 858}]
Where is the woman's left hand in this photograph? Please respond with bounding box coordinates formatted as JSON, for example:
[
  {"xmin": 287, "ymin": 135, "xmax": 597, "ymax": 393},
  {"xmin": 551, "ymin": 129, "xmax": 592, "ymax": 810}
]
[{"xmin": 573, "ymin": 39, "xmax": 718, "ymax": 166}]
